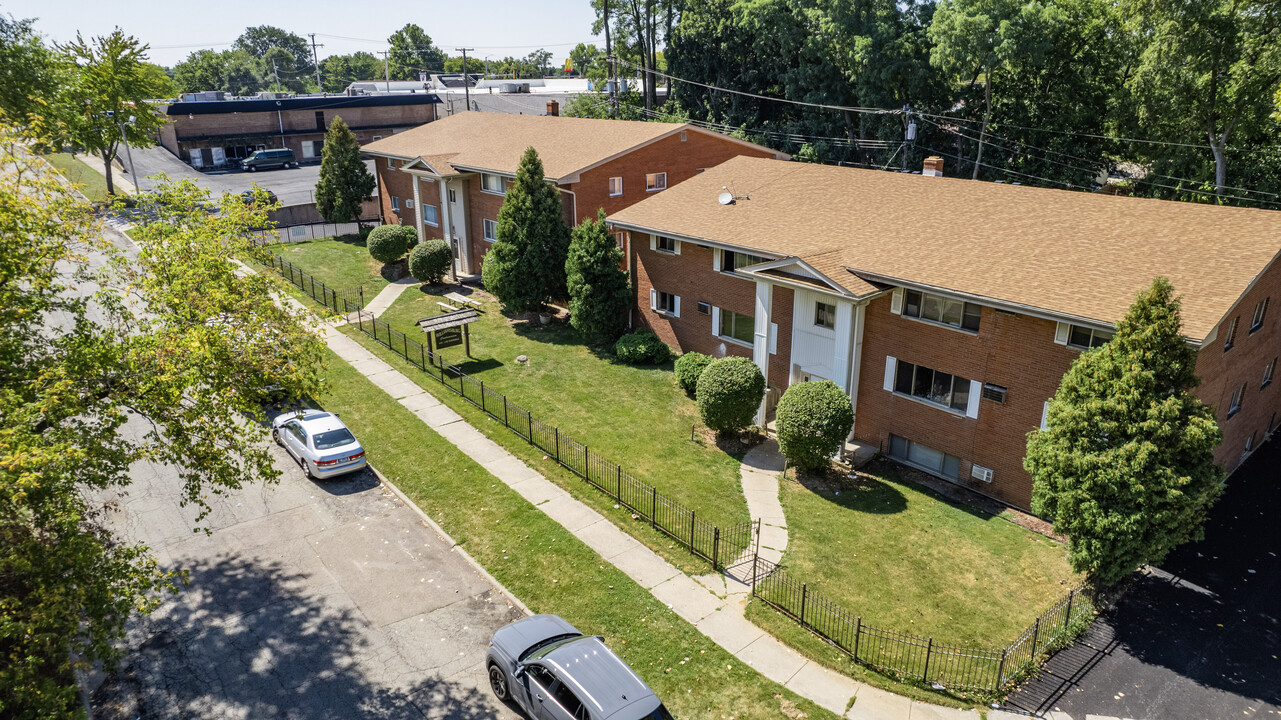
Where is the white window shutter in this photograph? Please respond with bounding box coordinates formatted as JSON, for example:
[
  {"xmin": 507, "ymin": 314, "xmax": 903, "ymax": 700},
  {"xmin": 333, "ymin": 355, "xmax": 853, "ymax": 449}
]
[
  {"xmin": 650, "ymin": 235, "xmax": 657, "ymax": 252},
  {"xmin": 711, "ymin": 306, "xmax": 720, "ymax": 337},
  {"xmin": 712, "ymin": 249, "xmax": 721, "ymax": 272},
  {"xmin": 673, "ymin": 296, "xmax": 681, "ymax": 318},
  {"xmin": 883, "ymin": 356, "xmax": 897, "ymax": 391},
  {"xmin": 891, "ymin": 288, "xmax": 904, "ymax": 315},
  {"xmin": 1054, "ymin": 322, "xmax": 1070, "ymax": 345},
  {"xmin": 965, "ymin": 379, "xmax": 981, "ymax": 419},
  {"xmin": 769, "ymin": 323, "xmax": 778, "ymax": 355},
  {"xmin": 650, "ymin": 289, "xmax": 657, "ymax": 311},
  {"xmin": 673, "ymin": 239, "xmax": 681, "ymax": 255},
  {"xmin": 1040, "ymin": 401, "xmax": 1050, "ymax": 430}
]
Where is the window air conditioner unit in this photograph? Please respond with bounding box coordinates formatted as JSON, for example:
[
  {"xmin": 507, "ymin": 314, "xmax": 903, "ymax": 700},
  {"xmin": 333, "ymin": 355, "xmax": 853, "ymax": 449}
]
[
  {"xmin": 971, "ymin": 464, "xmax": 994, "ymax": 483},
  {"xmin": 405, "ymin": 199, "xmax": 414, "ymax": 209}
]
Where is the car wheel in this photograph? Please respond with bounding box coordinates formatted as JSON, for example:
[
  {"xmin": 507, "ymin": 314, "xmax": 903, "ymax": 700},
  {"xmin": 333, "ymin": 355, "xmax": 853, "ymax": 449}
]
[
  {"xmin": 303, "ymin": 459, "xmax": 317, "ymax": 479},
  {"xmin": 247, "ymin": 165, "xmax": 257, "ymax": 173},
  {"xmin": 488, "ymin": 664, "xmax": 509, "ymax": 701},
  {"xmin": 271, "ymin": 428, "xmax": 281, "ymax": 446}
]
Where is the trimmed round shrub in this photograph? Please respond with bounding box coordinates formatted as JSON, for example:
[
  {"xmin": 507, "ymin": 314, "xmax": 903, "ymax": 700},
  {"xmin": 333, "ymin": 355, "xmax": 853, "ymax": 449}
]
[
  {"xmin": 696, "ymin": 356, "xmax": 765, "ymax": 433},
  {"xmin": 367, "ymin": 225, "xmax": 416, "ymax": 264},
  {"xmin": 409, "ymin": 238, "xmax": 452, "ymax": 285},
  {"xmin": 674, "ymin": 352, "xmax": 713, "ymax": 394},
  {"xmin": 614, "ymin": 329, "xmax": 671, "ymax": 365},
  {"xmin": 775, "ymin": 380, "xmax": 854, "ymax": 471}
]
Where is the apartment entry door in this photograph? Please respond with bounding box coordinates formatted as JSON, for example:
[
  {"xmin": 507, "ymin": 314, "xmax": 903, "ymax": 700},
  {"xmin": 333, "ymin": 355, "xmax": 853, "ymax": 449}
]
[{"xmin": 446, "ymin": 180, "xmax": 469, "ymax": 275}]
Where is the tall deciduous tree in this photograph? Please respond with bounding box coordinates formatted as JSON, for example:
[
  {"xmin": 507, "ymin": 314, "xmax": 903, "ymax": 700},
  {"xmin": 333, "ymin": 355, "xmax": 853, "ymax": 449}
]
[
  {"xmin": 172, "ymin": 48, "xmax": 265, "ymax": 96},
  {"xmin": 314, "ymin": 116, "xmax": 375, "ymax": 225},
  {"xmin": 233, "ymin": 25, "xmax": 312, "ymax": 68},
  {"xmin": 1120, "ymin": 0, "xmax": 1281, "ymax": 199},
  {"xmin": 0, "ymin": 12, "xmax": 67, "ymax": 135},
  {"xmin": 565, "ymin": 210, "xmax": 630, "ymax": 341},
  {"xmin": 481, "ymin": 147, "xmax": 570, "ymax": 313},
  {"xmin": 2, "ymin": 135, "xmax": 321, "ymax": 718},
  {"xmin": 1026, "ymin": 278, "xmax": 1224, "ymax": 587},
  {"xmin": 320, "ymin": 52, "xmax": 382, "ymax": 93},
  {"xmin": 61, "ymin": 29, "xmax": 169, "ymax": 195},
  {"xmin": 387, "ymin": 24, "xmax": 445, "ymax": 80}
]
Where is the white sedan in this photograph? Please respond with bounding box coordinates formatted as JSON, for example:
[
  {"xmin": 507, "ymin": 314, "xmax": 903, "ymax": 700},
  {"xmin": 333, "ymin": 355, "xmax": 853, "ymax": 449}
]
[{"xmin": 271, "ymin": 409, "xmax": 367, "ymax": 479}]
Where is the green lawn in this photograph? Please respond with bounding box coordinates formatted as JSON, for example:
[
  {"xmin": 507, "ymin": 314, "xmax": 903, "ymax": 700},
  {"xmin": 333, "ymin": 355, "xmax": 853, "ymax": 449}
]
[
  {"xmin": 268, "ymin": 235, "xmax": 389, "ymax": 295},
  {"xmin": 771, "ymin": 462, "xmax": 1079, "ymax": 649},
  {"xmin": 373, "ymin": 285, "xmax": 748, "ymax": 532},
  {"xmin": 43, "ymin": 152, "xmax": 116, "ymax": 203},
  {"xmin": 314, "ymin": 349, "xmax": 842, "ymax": 720}
]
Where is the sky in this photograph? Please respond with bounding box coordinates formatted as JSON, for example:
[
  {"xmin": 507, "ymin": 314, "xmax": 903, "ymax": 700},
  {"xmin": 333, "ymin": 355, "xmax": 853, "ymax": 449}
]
[{"xmin": 5, "ymin": 0, "xmax": 604, "ymax": 67}]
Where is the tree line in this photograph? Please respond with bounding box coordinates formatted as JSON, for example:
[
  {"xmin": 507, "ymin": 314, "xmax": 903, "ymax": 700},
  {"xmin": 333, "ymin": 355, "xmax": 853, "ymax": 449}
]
[{"xmin": 585, "ymin": 0, "xmax": 1281, "ymax": 206}]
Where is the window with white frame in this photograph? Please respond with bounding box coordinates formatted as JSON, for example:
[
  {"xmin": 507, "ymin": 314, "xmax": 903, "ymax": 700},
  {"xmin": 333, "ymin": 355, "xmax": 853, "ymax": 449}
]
[
  {"xmin": 894, "ymin": 359, "xmax": 972, "ymax": 413},
  {"xmin": 903, "ymin": 289, "xmax": 981, "ymax": 332},
  {"xmin": 483, "ymin": 218, "xmax": 498, "ymax": 241},
  {"xmin": 1264, "ymin": 357, "xmax": 1276, "ymax": 388},
  {"xmin": 614, "ymin": 232, "xmax": 626, "ymax": 251},
  {"xmin": 422, "ymin": 204, "xmax": 439, "ymax": 226},
  {"xmin": 391, "ymin": 196, "xmax": 400, "ymax": 212},
  {"xmin": 481, "ymin": 173, "xmax": 506, "ymax": 194},
  {"xmin": 645, "ymin": 172, "xmax": 667, "ymax": 192},
  {"xmin": 721, "ymin": 250, "xmax": 768, "ymax": 273},
  {"xmin": 1224, "ymin": 316, "xmax": 1239, "ymax": 351},
  {"xmin": 656, "ymin": 236, "xmax": 678, "ymax": 253},
  {"xmin": 1245, "ymin": 432, "xmax": 1255, "ymax": 453},
  {"xmin": 888, "ymin": 434, "xmax": 961, "ymax": 481},
  {"xmin": 1251, "ymin": 298, "xmax": 1269, "ymax": 332},
  {"xmin": 372, "ymin": 135, "xmax": 383, "ymax": 141},
  {"xmin": 719, "ymin": 309, "xmax": 754, "ymax": 345},
  {"xmin": 654, "ymin": 290, "xmax": 678, "ymax": 315},
  {"xmin": 1228, "ymin": 382, "xmax": 1245, "ymax": 417},
  {"xmin": 1067, "ymin": 324, "xmax": 1113, "ymax": 350},
  {"xmin": 386, "ymin": 157, "xmax": 395, "ymax": 170},
  {"xmin": 815, "ymin": 301, "xmax": 836, "ymax": 329},
  {"xmin": 608, "ymin": 177, "xmax": 623, "ymax": 197}
]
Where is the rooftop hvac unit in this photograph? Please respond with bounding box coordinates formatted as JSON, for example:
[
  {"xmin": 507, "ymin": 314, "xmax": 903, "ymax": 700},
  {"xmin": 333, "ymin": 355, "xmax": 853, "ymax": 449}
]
[
  {"xmin": 499, "ymin": 82, "xmax": 520, "ymax": 93},
  {"xmin": 520, "ymin": 83, "xmax": 530, "ymax": 93}
]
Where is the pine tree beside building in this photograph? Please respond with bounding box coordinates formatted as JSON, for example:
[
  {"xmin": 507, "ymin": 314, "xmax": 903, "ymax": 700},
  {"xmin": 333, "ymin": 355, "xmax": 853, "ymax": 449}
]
[
  {"xmin": 481, "ymin": 147, "xmax": 570, "ymax": 313},
  {"xmin": 565, "ymin": 209, "xmax": 629, "ymax": 341},
  {"xmin": 1025, "ymin": 277, "xmax": 1224, "ymax": 587},
  {"xmin": 315, "ymin": 116, "xmax": 375, "ymax": 226}
]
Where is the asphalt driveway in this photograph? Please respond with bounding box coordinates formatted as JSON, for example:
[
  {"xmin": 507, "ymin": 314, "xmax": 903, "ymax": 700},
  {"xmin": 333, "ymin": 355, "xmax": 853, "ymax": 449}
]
[
  {"xmin": 88, "ymin": 410, "xmax": 524, "ymax": 720},
  {"xmin": 1002, "ymin": 436, "xmax": 1281, "ymax": 719}
]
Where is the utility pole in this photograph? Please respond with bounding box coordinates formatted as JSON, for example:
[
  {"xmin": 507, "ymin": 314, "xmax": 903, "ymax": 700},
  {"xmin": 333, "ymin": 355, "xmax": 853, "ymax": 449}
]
[
  {"xmin": 455, "ymin": 48, "xmax": 474, "ymax": 110},
  {"xmin": 378, "ymin": 51, "xmax": 390, "ymax": 92},
  {"xmin": 272, "ymin": 59, "xmax": 281, "ymax": 93},
  {"xmin": 604, "ymin": 0, "xmax": 616, "ymax": 118},
  {"xmin": 308, "ymin": 33, "xmax": 324, "ymax": 91}
]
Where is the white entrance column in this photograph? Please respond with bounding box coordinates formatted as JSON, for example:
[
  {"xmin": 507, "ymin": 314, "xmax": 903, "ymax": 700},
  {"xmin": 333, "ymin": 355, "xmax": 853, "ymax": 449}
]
[
  {"xmin": 846, "ymin": 302, "xmax": 867, "ymax": 437},
  {"xmin": 753, "ymin": 280, "xmax": 773, "ymax": 426},
  {"xmin": 410, "ymin": 176, "xmax": 424, "ymax": 245}
]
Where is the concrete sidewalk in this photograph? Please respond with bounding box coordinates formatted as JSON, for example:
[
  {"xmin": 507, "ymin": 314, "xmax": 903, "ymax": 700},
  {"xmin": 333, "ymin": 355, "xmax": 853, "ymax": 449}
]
[
  {"xmin": 321, "ymin": 326, "xmax": 979, "ymax": 720},
  {"xmin": 360, "ymin": 276, "xmax": 419, "ymax": 319}
]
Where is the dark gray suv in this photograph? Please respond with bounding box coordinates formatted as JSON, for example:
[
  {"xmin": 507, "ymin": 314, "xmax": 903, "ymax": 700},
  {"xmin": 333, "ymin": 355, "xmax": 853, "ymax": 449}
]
[
  {"xmin": 487, "ymin": 615, "xmax": 674, "ymax": 720},
  {"xmin": 241, "ymin": 148, "xmax": 296, "ymax": 172}
]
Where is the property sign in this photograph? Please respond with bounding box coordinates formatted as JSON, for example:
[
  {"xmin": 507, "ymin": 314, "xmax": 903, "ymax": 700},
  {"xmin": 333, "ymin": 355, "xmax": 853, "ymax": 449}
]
[{"xmin": 435, "ymin": 326, "xmax": 463, "ymax": 348}]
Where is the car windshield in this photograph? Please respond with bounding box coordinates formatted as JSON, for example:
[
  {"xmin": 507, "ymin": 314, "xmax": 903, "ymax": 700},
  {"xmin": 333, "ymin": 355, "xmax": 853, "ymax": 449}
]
[
  {"xmin": 519, "ymin": 633, "xmax": 582, "ymax": 662},
  {"xmin": 644, "ymin": 704, "xmax": 674, "ymax": 720},
  {"xmin": 312, "ymin": 428, "xmax": 356, "ymax": 450}
]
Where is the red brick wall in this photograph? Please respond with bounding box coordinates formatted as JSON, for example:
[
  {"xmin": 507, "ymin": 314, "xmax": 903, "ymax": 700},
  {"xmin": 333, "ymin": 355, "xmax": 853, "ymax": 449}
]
[
  {"xmin": 632, "ymin": 234, "xmax": 755, "ymax": 363},
  {"xmin": 375, "ymin": 161, "xmax": 417, "ymax": 228},
  {"xmin": 1192, "ymin": 257, "xmax": 1281, "ymax": 472},
  {"xmin": 467, "ymin": 175, "xmax": 506, "ymax": 274},
  {"xmin": 169, "ymin": 105, "xmax": 433, "ymax": 139},
  {"xmin": 572, "ymin": 130, "xmax": 779, "ymax": 224},
  {"xmin": 768, "ymin": 287, "xmax": 795, "ymax": 389}
]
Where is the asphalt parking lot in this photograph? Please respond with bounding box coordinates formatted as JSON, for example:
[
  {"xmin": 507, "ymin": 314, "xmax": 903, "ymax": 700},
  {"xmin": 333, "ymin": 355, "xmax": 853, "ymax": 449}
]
[{"xmin": 89, "ymin": 410, "xmax": 524, "ymax": 719}]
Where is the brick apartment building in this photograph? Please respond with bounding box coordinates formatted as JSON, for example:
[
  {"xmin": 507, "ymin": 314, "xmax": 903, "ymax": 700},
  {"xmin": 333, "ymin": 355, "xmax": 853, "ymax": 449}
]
[
  {"xmin": 157, "ymin": 93, "xmax": 439, "ymax": 169},
  {"xmin": 607, "ymin": 156, "xmax": 1281, "ymax": 510},
  {"xmin": 359, "ymin": 110, "xmax": 787, "ymax": 278}
]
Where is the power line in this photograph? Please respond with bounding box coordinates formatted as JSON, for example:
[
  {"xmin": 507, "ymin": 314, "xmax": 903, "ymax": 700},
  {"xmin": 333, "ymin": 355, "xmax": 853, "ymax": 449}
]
[
  {"xmin": 914, "ymin": 109, "xmax": 1218, "ymax": 151},
  {"xmin": 312, "ymin": 33, "xmax": 586, "ymax": 51}
]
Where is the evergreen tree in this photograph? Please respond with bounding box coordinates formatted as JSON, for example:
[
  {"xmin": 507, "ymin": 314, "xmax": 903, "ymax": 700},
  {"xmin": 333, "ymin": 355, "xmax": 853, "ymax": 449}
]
[
  {"xmin": 1026, "ymin": 277, "xmax": 1224, "ymax": 587},
  {"xmin": 314, "ymin": 116, "xmax": 375, "ymax": 225},
  {"xmin": 480, "ymin": 147, "xmax": 570, "ymax": 313},
  {"xmin": 565, "ymin": 210, "xmax": 630, "ymax": 341}
]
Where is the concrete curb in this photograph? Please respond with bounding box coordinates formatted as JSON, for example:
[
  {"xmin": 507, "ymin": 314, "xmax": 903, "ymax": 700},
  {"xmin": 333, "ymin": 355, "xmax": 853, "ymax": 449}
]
[{"xmin": 368, "ymin": 465, "xmax": 533, "ymax": 618}]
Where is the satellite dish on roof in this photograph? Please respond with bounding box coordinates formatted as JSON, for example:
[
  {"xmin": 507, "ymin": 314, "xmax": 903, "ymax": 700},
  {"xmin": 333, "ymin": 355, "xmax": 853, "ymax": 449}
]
[{"xmin": 717, "ymin": 191, "xmax": 735, "ymax": 206}]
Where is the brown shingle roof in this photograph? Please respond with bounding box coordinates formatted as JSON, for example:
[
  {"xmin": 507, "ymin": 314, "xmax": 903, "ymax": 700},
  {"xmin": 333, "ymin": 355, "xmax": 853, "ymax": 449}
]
[
  {"xmin": 608, "ymin": 156, "xmax": 1281, "ymax": 340},
  {"xmin": 362, "ymin": 113, "xmax": 780, "ymax": 181}
]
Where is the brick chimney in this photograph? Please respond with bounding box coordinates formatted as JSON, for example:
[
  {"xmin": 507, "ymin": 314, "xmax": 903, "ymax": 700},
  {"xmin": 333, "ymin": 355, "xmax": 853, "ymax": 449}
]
[
  {"xmin": 546, "ymin": 99, "xmax": 560, "ymax": 116},
  {"xmin": 922, "ymin": 156, "xmax": 944, "ymax": 177}
]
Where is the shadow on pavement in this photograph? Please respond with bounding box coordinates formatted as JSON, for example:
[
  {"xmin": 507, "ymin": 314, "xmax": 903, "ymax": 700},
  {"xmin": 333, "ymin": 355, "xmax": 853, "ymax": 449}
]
[{"xmin": 92, "ymin": 554, "xmax": 512, "ymax": 719}]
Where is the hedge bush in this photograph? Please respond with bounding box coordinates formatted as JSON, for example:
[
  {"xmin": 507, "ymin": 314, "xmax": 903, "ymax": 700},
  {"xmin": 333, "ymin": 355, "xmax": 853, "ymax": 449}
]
[
  {"xmin": 696, "ymin": 356, "xmax": 765, "ymax": 433},
  {"xmin": 367, "ymin": 225, "xmax": 416, "ymax": 264},
  {"xmin": 614, "ymin": 329, "xmax": 671, "ymax": 365},
  {"xmin": 674, "ymin": 352, "xmax": 713, "ymax": 394},
  {"xmin": 775, "ymin": 380, "xmax": 854, "ymax": 471},
  {"xmin": 409, "ymin": 238, "xmax": 452, "ymax": 285}
]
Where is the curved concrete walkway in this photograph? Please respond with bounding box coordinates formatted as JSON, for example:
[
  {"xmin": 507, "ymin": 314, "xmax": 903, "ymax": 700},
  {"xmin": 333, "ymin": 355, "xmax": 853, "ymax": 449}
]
[{"xmin": 358, "ymin": 276, "xmax": 418, "ymax": 319}]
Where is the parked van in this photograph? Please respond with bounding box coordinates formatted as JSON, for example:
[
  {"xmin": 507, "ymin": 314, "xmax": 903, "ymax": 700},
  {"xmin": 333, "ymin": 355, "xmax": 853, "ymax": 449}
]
[{"xmin": 241, "ymin": 148, "xmax": 296, "ymax": 172}]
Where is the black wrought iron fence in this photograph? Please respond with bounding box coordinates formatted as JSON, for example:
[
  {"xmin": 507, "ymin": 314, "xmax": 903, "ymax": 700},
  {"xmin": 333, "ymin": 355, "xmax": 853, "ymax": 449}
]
[
  {"xmin": 252, "ymin": 249, "xmax": 366, "ymax": 314},
  {"xmin": 339, "ymin": 304, "xmax": 1094, "ymax": 696},
  {"xmin": 750, "ymin": 553, "xmax": 1093, "ymax": 692},
  {"xmin": 347, "ymin": 310, "xmax": 759, "ymax": 572}
]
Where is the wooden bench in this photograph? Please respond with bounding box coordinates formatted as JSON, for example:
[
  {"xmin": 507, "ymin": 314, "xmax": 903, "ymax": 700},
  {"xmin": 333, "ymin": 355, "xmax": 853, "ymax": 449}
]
[
  {"xmin": 436, "ymin": 301, "xmax": 460, "ymax": 313},
  {"xmin": 444, "ymin": 291, "xmax": 482, "ymax": 310}
]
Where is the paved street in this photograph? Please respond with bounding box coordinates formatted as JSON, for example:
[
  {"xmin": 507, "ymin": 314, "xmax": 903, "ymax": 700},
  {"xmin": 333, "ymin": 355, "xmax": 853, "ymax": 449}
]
[
  {"xmin": 88, "ymin": 411, "xmax": 524, "ymax": 720},
  {"xmin": 1002, "ymin": 436, "xmax": 1281, "ymax": 720},
  {"xmin": 123, "ymin": 144, "xmax": 375, "ymax": 206}
]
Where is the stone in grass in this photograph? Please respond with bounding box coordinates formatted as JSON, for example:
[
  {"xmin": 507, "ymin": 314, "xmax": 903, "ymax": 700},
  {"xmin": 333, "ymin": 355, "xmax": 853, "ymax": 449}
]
[{"xmin": 517, "ymin": 355, "xmax": 528, "ymax": 363}]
